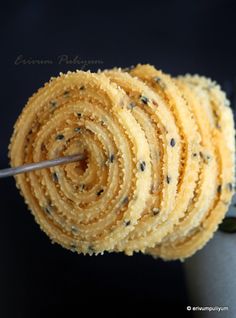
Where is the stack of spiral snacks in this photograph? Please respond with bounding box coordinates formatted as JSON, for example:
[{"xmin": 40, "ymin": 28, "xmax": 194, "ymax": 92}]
[{"xmin": 9, "ymin": 64, "xmax": 235, "ymax": 260}]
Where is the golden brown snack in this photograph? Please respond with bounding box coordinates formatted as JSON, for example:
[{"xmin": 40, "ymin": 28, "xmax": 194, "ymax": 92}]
[
  {"xmin": 129, "ymin": 65, "xmax": 201, "ymax": 253},
  {"xmin": 147, "ymin": 75, "xmax": 235, "ymax": 260},
  {"xmin": 8, "ymin": 70, "xmax": 153, "ymax": 254},
  {"xmin": 158, "ymin": 77, "xmax": 218, "ymax": 243},
  {"xmin": 103, "ymin": 69, "xmax": 180, "ymax": 252},
  {"xmin": 8, "ymin": 66, "xmax": 235, "ymax": 260}
]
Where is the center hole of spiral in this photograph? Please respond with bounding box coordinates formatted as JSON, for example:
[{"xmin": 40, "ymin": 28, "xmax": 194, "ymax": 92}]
[{"xmin": 75, "ymin": 151, "xmax": 88, "ymax": 175}]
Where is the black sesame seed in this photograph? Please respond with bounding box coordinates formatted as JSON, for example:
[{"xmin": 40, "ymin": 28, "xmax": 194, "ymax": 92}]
[
  {"xmin": 217, "ymin": 185, "xmax": 222, "ymax": 193},
  {"xmin": 193, "ymin": 153, "xmax": 198, "ymax": 157},
  {"xmin": 227, "ymin": 183, "xmax": 233, "ymax": 192},
  {"xmin": 71, "ymin": 225, "xmax": 79, "ymax": 233},
  {"xmin": 122, "ymin": 196, "xmax": 129, "ymax": 205},
  {"xmin": 124, "ymin": 220, "xmax": 131, "ymax": 226},
  {"xmin": 56, "ymin": 134, "xmax": 64, "ymax": 140},
  {"xmin": 140, "ymin": 95, "xmax": 149, "ymax": 104},
  {"xmin": 77, "ymin": 112, "xmax": 82, "ymax": 117},
  {"xmin": 170, "ymin": 138, "xmax": 176, "ymax": 147},
  {"xmin": 44, "ymin": 206, "xmax": 51, "ymax": 214},
  {"xmin": 140, "ymin": 161, "xmax": 146, "ymax": 172},
  {"xmin": 79, "ymin": 85, "xmax": 85, "ymax": 90},
  {"xmin": 166, "ymin": 175, "xmax": 171, "ymax": 184},
  {"xmin": 127, "ymin": 102, "xmax": 136, "ymax": 110},
  {"xmin": 64, "ymin": 90, "xmax": 69, "ymax": 96},
  {"xmin": 152, "ymin": 208, "xmax": 160, "ymax": 216},
  {"xmin": 96, "ymin": 189, "xmax": 104, "ymax": 196},
  {"xmin": 50, "ymin": 100, "xmax": 57, "ymax": 107},
  {"xmin": 154, "ymin": 76, "xmax": 161, "ymax": 83},
  {"xmin": 74, "ymin": 127, "xmax": 81, "ymax": 133},
  {"xmin": 154, "ymin": 76, "xmax": 166, "ymax": 89},
  {"xmin": 52, "ymin": 172, "xmax": 59, "ymax": 182},
  {"xmin": 110, "ymin": 154, "xmax": 115, "ymax": 163}
]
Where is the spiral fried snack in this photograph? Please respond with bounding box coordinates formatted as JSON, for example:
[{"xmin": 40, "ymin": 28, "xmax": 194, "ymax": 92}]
[
  {"xmin": 103, "ymin": 69, "xmax": 181, "ymax": 253},
  {"xmin": 8, "ymin": 71, "xmax": 153, "ymax": 254},
  {"xmin": 147, "ymin": 75, "xmax": 235, "ymax": 260},
  {"xmin": 9, "ymin": 66, "xmax": 235, "ymax": 260},
  {"xmin": 128, "ymin": 65, "xmax": 202, "ymax": 253}
]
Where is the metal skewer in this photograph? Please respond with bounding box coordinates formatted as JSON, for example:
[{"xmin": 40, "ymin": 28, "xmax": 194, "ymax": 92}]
[{"xmin": 0, "ymin": 153, "xmax": 85, "ymax": 178}]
